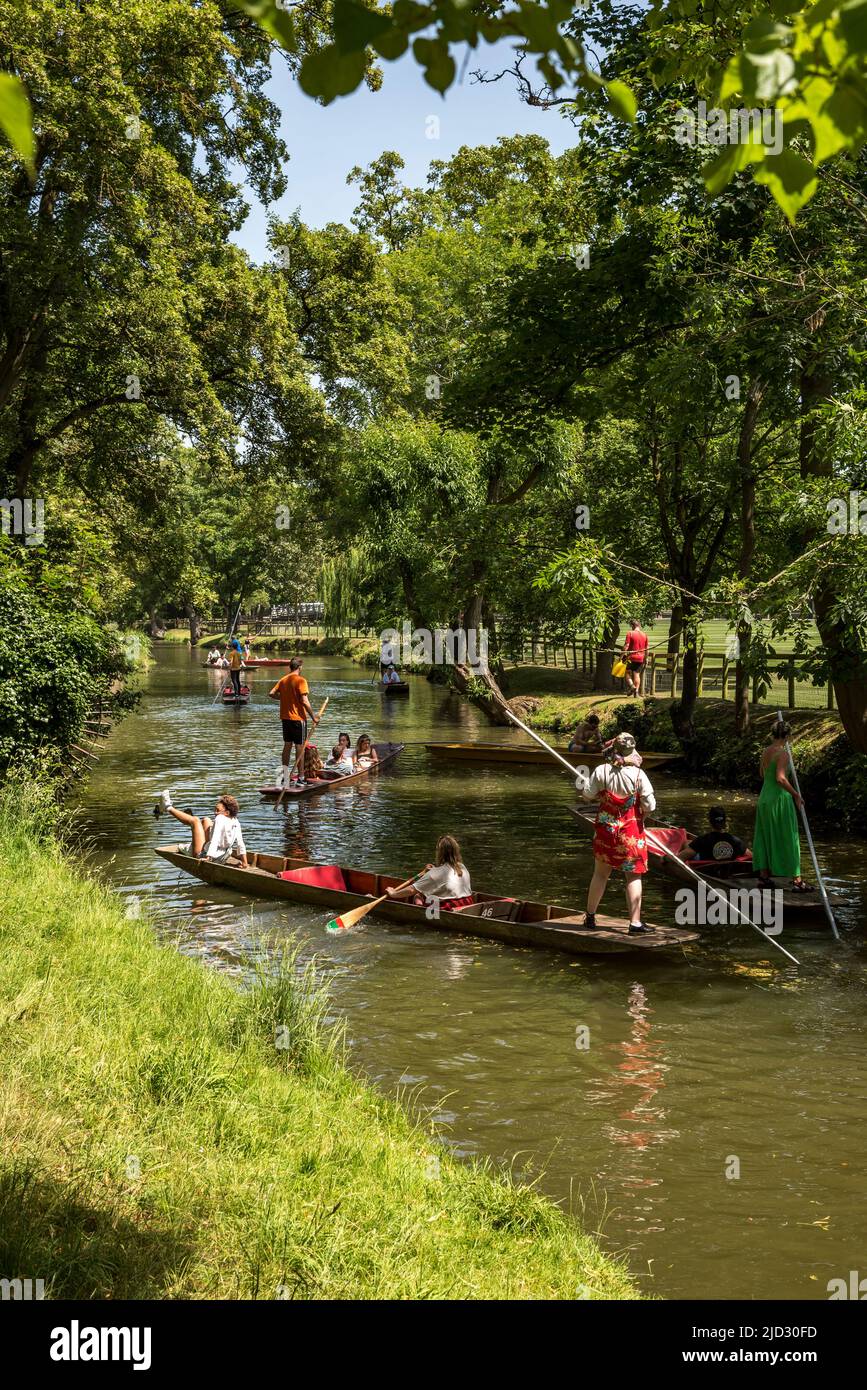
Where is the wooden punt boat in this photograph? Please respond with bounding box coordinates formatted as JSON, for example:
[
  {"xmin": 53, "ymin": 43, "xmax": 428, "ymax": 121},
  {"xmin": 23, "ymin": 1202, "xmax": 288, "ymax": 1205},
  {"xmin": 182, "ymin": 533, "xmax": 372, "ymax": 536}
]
[
  {"xmin": 221, "ymin": 684, "xmax": 251, "ymax": 705},
  {"xmin": 258, "ymin": 741, "xmax": 403, "ymax": 799},
  {"xmin": 153, "ymin": 849, "xmax": 699, "ymax": 956},
  {"xmin": 202, "ymin": 658, "xmax": 290, "ymax": 668},
  {"xmin": 571, "ymin": 809, "xmax": 841, "ymax": 920},
  {"xmin": 381, "ymin": 681, "xmax": 410, "ymax": 697},
  {"xmin": 426, "ymin": 743, "xmax": 677, "ymax": 769}
]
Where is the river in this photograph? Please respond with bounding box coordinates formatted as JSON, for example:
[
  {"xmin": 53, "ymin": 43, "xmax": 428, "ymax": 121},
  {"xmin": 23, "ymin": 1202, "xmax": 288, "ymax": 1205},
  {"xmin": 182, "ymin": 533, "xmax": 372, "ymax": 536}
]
[{"xmin": 76, "ymin": 645, "xmax": 867, "ymax": 1300}]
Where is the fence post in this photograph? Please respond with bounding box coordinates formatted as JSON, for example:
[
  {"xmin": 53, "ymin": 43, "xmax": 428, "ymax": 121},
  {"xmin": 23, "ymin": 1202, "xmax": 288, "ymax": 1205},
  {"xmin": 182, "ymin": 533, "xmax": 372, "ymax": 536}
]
[
  {"xmin": 752, "ymin": 674, "xmax": 759, "ymax": 705},
  {"xmin": 572, "ymin": 640, "xmax": 578, "ymax": 670},
  {"xmin": 697, "ymin": 652, "xmax": 704, "ymax": 697},
  {"xmin": 649, "ymin": 653, "xmax": 657, "ymax": 695},
  {"xmin": 788, "ymin": 662, "xmax": 796, "ymax": 710},
  {"xmin": 672, "ymin": 652, "xmax": 679, "ymax": 699},
  {"xmin": 827, "ymin": 682, "xmax": 834, "ymax": 710},
  {"xmin": 721, "ymin": 655, "xmax": 728, "ymax": 699}
]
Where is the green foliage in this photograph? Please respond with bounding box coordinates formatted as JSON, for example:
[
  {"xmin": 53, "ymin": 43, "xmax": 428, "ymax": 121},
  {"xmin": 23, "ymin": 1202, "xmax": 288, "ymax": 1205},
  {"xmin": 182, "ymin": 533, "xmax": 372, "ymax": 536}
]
[{"xmin": 0, "ymin": 572, "xmax": 134, "ymax": 771}]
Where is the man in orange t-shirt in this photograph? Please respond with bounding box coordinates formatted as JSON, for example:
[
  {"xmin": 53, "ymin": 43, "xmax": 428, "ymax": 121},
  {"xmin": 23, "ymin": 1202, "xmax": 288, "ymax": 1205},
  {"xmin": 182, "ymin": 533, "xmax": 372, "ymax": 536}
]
[
  {"xmin": 622, "ymin": 619, "xmax": 648, "ymax": 697},
  {"xmin": 268, "ymin": 658, "xmax": 319, "ymax": 785}
]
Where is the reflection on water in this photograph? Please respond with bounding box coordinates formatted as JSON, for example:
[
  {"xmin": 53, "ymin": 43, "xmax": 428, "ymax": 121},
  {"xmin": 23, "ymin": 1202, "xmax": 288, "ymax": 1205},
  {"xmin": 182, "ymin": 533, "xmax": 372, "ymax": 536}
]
[{"xmin": 76, "ymin": 646, "xmax": 867, "ymax": 1300}]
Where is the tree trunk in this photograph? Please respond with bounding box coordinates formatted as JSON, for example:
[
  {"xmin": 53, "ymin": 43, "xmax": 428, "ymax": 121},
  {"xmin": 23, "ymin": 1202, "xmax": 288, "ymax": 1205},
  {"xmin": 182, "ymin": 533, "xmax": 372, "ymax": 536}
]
[
  {"xmin": 147, "ymin": 607, "xmax": 162, "ymax": 639},
  {"xmin": 186, "ymin": 604, "xmax": 202, "ymax": 645},
  {"xmin": 734, "ymin": 626, "xmax": 751, "ymax": 736},
  {"xmin": 593, "ymin": 610, "xmax": 620, "ymax": 691},
  {"xmin": 670, "ymin": 606, "xmax": 698, "ymax": 742},
  {"xmin": 799, "ymin": 363, "xmax": 867, "ymax": 749},
  {"xmin": 734, "ymin": 379, "xmax": 762, "ymax": 735},
  {"xmin": 667, "ymin": 606, "xmax": 683, "ymax": 659}
]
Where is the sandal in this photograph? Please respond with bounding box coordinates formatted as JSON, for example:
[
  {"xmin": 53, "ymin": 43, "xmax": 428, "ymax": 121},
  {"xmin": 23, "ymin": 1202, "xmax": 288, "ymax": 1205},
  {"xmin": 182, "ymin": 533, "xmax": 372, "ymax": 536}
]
[{"xmin": 791, "ymin": 878, "xmax": 814, "ymax": 893}]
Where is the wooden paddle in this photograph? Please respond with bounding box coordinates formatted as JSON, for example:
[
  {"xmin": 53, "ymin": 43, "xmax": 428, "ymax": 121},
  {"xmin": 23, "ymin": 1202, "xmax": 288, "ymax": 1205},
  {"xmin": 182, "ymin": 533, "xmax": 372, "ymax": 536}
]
[
  {"xmin": 276, "ymin": 696, "xmax": 329, "ymax": 806},
  {"xmin": 326, "ymin": 871, "xmax": 420, "ymax": 933}
]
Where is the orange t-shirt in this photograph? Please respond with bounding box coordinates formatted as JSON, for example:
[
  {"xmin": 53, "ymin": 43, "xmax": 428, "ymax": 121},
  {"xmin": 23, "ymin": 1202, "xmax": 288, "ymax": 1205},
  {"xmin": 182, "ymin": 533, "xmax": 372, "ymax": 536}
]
[{"xmin": 272, "ymin": 671, "xmax": 309, "ymax": 721}]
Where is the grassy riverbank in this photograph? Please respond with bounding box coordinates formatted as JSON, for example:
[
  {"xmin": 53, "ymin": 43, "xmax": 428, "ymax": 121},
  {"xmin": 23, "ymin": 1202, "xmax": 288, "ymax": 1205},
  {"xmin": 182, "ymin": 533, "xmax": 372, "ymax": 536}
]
[{"xmin": 0, "ymin": 782, "xmax": 637, "ymax": 1301}]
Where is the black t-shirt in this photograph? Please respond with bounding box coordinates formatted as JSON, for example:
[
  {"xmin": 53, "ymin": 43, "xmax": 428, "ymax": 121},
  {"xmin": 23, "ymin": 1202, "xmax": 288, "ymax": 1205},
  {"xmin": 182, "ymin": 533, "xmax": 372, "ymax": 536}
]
[{"xmin": 690, "ymin": 831, "xmax": 746, "ymax": 862}]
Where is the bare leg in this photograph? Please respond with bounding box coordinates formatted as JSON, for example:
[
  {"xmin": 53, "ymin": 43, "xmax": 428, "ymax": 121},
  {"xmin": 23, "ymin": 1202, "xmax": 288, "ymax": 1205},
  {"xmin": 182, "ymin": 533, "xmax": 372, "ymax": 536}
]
[
  {"xmin": 166, "ymin": 807, "xmax": 210, "ymax": 855},
  {"xmin": 587, "ymin": 858, "xmax": 613, "ymax": 914},
  {"xmin": 624, "ymin": 873, "xmax": 643, "ymax": 925},
  {"xmin": 290, "ymin": 740, "xmax": 304, "ymax": 780}
]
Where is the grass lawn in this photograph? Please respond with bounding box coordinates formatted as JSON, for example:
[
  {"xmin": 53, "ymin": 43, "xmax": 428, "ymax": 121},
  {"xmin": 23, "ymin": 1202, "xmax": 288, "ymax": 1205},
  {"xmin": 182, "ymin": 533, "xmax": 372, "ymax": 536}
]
[{"xmin": 0, "ymin": 781, "xmax": 638, "ymax": 1301}]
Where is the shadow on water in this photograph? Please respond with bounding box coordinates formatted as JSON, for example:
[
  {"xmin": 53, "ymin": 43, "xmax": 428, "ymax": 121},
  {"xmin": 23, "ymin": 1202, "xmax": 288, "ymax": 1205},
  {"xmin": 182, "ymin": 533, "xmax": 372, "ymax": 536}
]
[{"xmin": 75, "ymin": 645, "xmax": 867, "ymax": 1300}]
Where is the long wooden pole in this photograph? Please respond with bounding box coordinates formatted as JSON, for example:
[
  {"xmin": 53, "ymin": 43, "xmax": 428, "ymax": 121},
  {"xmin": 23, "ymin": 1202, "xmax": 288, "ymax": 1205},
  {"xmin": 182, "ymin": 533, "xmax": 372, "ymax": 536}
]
[
  {"xmin": 777, "ymin": 709, "xmax": 839, "ymax": 941},
  {"xmin": 211, "ymin": 603, "xmax": 245, "ymax": 705},
  {"xmin": 504, "ymin": 707, "xmax": 800, "ymax": 966}
]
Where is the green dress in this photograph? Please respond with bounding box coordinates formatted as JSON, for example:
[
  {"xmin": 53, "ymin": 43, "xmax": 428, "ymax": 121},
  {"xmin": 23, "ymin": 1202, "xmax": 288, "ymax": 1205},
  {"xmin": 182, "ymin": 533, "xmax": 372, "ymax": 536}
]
[{"xmin": 752, "ymin": 754, "xmax": 801, "ymax": 878}]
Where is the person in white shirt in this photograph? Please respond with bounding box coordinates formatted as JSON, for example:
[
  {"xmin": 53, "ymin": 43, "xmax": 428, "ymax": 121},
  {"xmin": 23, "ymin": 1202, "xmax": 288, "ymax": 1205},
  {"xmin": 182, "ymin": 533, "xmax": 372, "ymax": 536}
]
[
  {"xmin": 324, "ymin": 744, "xmax": 354, "ymax": 775},
  {"xmin": 386, "ymin": 835, "xmax": 473, "ymax": 912},
  {"xmin": 383, "ymin": 664, "xmax": 401, "ymax": 684},
  {"xmin": 156, "ymin": 791, "xmax": 248, "ymax": 867},
  {"xmin": 206, "ymin": 647, "xmax": 222, "ymax": 665},
  {"xmin": 579, "ymin": 732, "xmax": 656, "ymax": 934}
]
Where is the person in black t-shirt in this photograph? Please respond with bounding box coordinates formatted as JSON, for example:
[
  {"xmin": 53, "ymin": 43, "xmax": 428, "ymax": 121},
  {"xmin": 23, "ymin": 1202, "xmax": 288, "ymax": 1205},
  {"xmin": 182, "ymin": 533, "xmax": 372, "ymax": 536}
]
[{"xmin": 681, "ymin": 807, "xmax": 748, "ymax": 862}]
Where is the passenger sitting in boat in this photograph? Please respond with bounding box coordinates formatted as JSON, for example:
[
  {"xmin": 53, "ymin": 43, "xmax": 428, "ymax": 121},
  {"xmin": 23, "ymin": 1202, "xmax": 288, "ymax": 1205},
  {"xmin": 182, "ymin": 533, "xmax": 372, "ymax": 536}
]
[
  {"xmin": 353, "ymin": 735, "xmax": 379, "ymax": 770},
  {"xmin": 383, "ymin": 664, "xmax": 401, "ymax": 684},
  {"xmin": 579, "ymin": 732, "xmax": 656, "ymax": 935},
  {"xmin": 385, "ymin": 835, "xmax": 473, "ymax": 912},
  {"xmin": 324, "ymin": 744, "xmax": 354, "ymax": 775},
  {"xmin": 155, "ymin": 792, "xmax": 248, "ymax": 868},
  {"xmin": 300, "ymin": 743, "xmax": 323, "ymax": 783},
  {"xmin": 569, "ymin": 715, "xmax": 603, "ymax": 753},
  {"xmin": 338, "ymin": 732, "xmax": 352, "ymax": 754},
  {"xmin": 681, "ymin": 807, "xmax": 748, "ymax": 863},
  {"xmin": 206, "ymin": 647, "xmax": 222, "ymax": 665}
]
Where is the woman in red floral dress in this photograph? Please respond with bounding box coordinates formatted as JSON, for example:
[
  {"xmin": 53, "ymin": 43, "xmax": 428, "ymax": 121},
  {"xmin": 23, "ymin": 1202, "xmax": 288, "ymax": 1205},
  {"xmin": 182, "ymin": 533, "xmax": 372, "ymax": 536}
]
[{"xmin": 579, "ymin": 732, "xmax": 657, "ymax": 934}]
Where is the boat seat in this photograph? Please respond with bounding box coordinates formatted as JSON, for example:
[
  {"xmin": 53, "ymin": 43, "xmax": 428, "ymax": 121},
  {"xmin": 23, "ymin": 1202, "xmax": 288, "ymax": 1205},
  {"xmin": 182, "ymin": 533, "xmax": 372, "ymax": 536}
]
[
  {"xmin": 278, "ymin": 865, "xmax": 347, "ymax": 892},
  {"xmin": 454, "ymin": 898, "xmax": 521, "ymax": 922}
]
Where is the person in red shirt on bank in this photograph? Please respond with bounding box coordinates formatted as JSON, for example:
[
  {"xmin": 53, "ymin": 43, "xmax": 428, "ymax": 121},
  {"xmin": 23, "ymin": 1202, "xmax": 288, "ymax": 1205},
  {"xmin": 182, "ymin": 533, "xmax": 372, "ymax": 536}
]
[
  {"xmin": 622, "ymin": 619, "xmax": 648, "ymax": 696},
  {"xmin": 268, "ymin": 658, "xmax": 320, "ymax": 786}
]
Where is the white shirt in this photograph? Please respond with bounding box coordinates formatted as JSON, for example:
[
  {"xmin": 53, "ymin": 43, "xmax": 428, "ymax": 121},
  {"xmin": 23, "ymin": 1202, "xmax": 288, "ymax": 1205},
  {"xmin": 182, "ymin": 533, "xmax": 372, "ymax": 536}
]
[
  {"xmin": 581, "ymin": 763, "xmax": 656, "ymax": 814},
  {"xmin": 413, "ymin": 863, "xmax": 472, "ymax": 901},
  {"xmin": 205, "ymin": 814, "xmax": 246, "ymax": 859}
]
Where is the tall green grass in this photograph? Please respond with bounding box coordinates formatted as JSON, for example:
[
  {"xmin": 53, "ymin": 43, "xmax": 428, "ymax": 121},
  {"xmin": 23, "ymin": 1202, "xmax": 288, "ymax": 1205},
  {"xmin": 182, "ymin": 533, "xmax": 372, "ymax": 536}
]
[{"xmin": 0, "ymin": 776, "xmax": 638, "ymax": 1300}]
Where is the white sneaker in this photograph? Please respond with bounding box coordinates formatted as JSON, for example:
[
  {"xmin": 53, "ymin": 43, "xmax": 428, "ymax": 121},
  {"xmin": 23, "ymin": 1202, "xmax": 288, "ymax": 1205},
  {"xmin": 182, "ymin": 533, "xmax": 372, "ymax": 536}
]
[{"xmin": 159, "ymin": 790, "xmax": 173, "ymax": 813}]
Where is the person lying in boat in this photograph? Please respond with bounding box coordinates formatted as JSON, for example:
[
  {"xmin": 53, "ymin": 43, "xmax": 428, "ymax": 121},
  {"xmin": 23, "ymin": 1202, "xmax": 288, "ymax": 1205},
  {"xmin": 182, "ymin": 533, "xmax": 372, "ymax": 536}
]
[
  {"xmin": 579, "ymin": 732, "xmax": 656, "ymax": 935},
  {"xmin": 156, "ymin": 792, "xmax": 248, "ymax": 867},
  {"xmin": 353, "ymin": 735, "xmax": 379, "ymax": 770},
  {"xmin": 383, "ymin": 664, "xmax": 401, "ymax": 684},
  {"xmin": 324, "ymin": 744, "xmax": 354, "ymax": 775},
  {"xmin": 568, "ymin": 715, "xmax": 603, "ymax": 753},
  {"xmin": 680, "ymin": 807, "xmax": 748, "ymax": 863},
  {"xmin": 385, "ymin": 835, "xmax": 473, "ymax": 913}
]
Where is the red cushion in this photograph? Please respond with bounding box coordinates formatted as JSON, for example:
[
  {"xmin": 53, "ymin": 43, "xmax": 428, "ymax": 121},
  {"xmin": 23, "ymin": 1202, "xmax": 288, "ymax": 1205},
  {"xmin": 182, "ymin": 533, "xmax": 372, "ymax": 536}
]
[
  {"xmin": 278, "ymin": 865, "xmax": 347, "ymax": 891},
  {"xmin": 645, "ymin": 827, "xmax": 688, "ymax": 856}
]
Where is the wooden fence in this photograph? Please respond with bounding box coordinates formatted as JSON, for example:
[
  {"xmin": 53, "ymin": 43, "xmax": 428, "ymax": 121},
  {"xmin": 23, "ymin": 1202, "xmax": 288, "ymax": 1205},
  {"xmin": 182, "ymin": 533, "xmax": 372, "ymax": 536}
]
[{"xmin": 502, "ymin": 634, "xmax": 834, "ymax": 711}]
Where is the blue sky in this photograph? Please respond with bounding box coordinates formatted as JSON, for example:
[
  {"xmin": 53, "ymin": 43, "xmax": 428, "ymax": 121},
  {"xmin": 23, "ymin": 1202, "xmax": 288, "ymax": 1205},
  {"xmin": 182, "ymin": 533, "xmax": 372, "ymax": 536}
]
[{"xmin": 234, "ymin": 41, "xmax": 578, "ymax": 261}]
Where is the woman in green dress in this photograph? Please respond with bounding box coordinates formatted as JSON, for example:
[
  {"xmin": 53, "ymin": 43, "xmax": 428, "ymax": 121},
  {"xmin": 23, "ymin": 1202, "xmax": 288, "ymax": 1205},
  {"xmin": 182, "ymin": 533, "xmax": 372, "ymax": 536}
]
[{"xmin": 752, "ymin": 720, "xmax": 810, "ymax": 890}]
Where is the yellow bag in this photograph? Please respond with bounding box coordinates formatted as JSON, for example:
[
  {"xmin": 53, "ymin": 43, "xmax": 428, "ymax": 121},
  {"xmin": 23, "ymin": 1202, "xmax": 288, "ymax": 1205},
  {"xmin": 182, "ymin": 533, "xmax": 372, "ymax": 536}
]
[{"xmin": 612, "ymin": 659, "xmax": 627, "ymax": 678}]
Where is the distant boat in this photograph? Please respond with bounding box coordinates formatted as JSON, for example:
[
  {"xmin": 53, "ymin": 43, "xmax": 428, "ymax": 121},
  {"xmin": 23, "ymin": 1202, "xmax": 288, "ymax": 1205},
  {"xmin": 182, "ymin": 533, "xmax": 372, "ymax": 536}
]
[
  {"xmin": 426, "ymin": 743, "xmax": 676, "ymax": 769},
  {"xmin": 221, "ymin": 684, "xmax": 251, "ymax": 705}
]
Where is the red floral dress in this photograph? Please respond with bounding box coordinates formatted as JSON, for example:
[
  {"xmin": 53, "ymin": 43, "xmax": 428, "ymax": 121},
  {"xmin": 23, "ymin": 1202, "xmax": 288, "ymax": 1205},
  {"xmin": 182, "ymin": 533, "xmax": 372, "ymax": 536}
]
[{"xmin": 592, "ymin": 785, "xmax": 649, "ymax": 876}]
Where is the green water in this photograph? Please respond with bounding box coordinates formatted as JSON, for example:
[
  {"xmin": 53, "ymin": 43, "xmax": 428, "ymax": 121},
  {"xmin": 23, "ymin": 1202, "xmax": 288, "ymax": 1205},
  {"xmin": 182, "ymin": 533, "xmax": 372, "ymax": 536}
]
[{"xmin": 77, "ymin": 646, "xmax": 867, "ymax": 1300}]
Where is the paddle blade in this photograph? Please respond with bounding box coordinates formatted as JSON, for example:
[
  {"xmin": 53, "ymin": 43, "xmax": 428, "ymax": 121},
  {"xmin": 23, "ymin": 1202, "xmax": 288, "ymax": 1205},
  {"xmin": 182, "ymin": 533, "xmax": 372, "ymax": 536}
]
[{"xmin": 325, "ymin": 917, "xmax": 343, "ymax": 933}]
